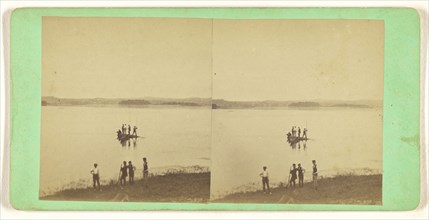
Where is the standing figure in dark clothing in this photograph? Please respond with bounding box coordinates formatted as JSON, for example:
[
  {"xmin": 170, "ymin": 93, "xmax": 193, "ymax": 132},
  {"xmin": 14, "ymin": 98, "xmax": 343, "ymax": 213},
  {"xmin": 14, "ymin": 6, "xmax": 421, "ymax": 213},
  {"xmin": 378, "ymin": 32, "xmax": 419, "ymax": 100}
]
[
  {"xmin": 291, "ymin": 126, "xmax": 296, "ymax": 137},
  {"xmin": 298, "ymin": 163, "xmax": 305, "ymax": 187},
  {"xmin": 289, "ymin": 164, "xmax": 297, "ymax": 188},
  {"xmin": 119, "ymin": 161, "xmax": 128, "ymax": 185},
  {"xmin": 298, "ymin": 127, "xmax": 301, "ymax": 138},
  {"xmin": 128, "ymin": 161, "xmax": 136, "ymax": 184},
  {"xmin": 143, "ymin": 157, "xmax": 149, "ymax": 179},
  {"xmin": 303, "ymin": 128, "xmax": 308, "ymax": 139},
  {"xmin": 286, "ymin": 132, "xmax": 292, "ymax": 142},
  {"xmin": 312, "ymin": 160, "xmax": 318, "ymax": 190},
  {"xmin": 122, "ymin": 124, "xmax": 125, "ymax": 134},
  {"xmin": 132, "ymin": 126, "xmax": 138, "ymax": 136},
  {"xmin": 128, "ymin": 125, "xmax": 131, "ymax": 135}
]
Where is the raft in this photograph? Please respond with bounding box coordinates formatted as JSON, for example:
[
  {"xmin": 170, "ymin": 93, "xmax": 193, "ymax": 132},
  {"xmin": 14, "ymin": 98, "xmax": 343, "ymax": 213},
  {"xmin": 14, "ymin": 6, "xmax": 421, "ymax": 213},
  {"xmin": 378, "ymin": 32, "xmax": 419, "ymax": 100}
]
[
  {"xmin": 117, "ymin": 133, "xmax": 139, "ymax": 141},
  {"xmin": 287, "ymin": 135, "xmax": 308, "ymax": 144}
]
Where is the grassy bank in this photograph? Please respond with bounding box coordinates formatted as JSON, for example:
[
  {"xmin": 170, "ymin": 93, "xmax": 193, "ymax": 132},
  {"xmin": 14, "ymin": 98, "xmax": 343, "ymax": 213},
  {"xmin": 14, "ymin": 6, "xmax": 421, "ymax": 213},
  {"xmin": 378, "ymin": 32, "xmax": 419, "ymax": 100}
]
[
  {"xmin": 41, "ymin": 172, "xmax": 210, "ymax": 203},
  {"xmin": 214, "ymin": 174, "xmax": 382, "ymax": 205}
]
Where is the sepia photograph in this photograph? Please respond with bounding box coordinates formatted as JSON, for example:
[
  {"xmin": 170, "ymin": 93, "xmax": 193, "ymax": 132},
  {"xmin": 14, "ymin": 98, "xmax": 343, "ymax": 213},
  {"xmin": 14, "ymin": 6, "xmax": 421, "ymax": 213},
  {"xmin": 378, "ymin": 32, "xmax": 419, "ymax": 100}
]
[
  {"xmin": 210, "ymin": 20, "xmax": 383, "ymax": 204},
  {"xmin": 40, "ymin": 17, "xmax": 212, "ymax": 203},
  {"xmin": 39, "ymin": 17, "xmax": 383, "ymax": 204}
]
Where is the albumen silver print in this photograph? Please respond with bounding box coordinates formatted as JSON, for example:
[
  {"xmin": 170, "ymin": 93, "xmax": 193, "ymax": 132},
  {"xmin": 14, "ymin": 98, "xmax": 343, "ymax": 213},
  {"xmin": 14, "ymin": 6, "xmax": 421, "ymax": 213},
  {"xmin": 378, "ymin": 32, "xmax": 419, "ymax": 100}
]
[{"xmin": 40, "ymin": 17, "xmax": 383, "ymax": 204}]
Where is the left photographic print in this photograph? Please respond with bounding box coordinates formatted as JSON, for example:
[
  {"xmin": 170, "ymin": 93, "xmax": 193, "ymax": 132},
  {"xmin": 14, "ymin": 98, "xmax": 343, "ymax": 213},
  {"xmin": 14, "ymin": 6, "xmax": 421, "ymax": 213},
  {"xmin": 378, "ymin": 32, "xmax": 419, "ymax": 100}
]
[{"xmin": 40, "ymin": 17, "xmax": 212, "ymax": 203}]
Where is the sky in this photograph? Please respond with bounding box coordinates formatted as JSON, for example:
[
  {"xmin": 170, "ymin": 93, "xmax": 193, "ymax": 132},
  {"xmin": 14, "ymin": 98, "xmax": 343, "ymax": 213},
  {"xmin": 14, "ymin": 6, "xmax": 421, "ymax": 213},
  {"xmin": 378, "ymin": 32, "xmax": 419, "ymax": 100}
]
[
  {"xmin": 42, "ymin": 17, "xmax": 213, "ymax": 99},
  {"xmin": 43, "ymin": 18, "xmax": 384, "ymax": 101},
  {"xmin": 212, "ymin": 19, "xmax": 384, "ymax": 101}
]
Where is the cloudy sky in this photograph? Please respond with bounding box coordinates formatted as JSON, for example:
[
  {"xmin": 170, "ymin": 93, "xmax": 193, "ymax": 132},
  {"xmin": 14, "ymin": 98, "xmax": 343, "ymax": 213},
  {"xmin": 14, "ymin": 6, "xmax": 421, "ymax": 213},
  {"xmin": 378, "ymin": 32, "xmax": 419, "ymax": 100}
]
[{"xmin": 43, "ymin": 18, "xmax": 383, "ymax": 101}]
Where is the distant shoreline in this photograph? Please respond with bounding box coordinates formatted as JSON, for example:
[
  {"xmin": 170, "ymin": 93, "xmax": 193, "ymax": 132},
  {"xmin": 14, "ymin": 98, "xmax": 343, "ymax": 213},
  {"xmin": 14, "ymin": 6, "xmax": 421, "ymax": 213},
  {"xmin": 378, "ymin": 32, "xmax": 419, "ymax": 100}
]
[{"xmin": 42, "ymin": 96, "xmax": 382, "ymax": 110}]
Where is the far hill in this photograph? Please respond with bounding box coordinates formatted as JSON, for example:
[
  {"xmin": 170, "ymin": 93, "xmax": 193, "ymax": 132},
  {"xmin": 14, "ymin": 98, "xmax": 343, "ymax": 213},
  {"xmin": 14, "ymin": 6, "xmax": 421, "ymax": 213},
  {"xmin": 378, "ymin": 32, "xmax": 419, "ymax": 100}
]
[
  {"xmin": 41, "ymin": 96, "xmax": 211, "ymax": 108},
  {"xmin": 41, "ymin": 96, "xmax": 120, "ymax": 106},
  {"xmin": 212, "ymin": 99, "xmax": 381, "ymax": 109},
  {"xmin": 288, "ymin": 102, "xmax": 321, "ymax": 108},
  {"xmin": 42, "ymin": 97, "xmax": 381, "ymax": 110}
]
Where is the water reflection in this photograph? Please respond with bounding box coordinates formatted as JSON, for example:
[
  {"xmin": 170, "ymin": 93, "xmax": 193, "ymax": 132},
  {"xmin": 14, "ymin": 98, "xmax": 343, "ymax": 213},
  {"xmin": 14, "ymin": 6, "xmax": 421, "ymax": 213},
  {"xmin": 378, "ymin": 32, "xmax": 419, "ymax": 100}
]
[
  {"xmin": 118, "ymin": 137, "xmax": 139, "ymax": 148},
  {"xmin": 132, "ymin": 138, "xmax": 137, "ymax": 148},
  {"xmin": 290, "ymin": 140, "xmax": 308, "ymax": 150},
  {"xmin": 286, "ymin": 130, "xmax": 309, "ymax": 150}
]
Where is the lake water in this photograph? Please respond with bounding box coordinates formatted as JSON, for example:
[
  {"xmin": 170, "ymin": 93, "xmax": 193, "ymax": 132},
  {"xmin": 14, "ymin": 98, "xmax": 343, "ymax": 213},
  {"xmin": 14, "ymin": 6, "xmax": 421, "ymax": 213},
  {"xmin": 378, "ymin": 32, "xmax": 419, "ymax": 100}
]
[
  {"xmin": 210, "ymin": 108, "xmax": 382, "ymax": 199},
  {"xmin": 40, "ymin": 106, "xmax": 382, "ymax": 199},
  {"xmin": 40, "ymin": 106, "xmax": 212, "ymax": 196}
]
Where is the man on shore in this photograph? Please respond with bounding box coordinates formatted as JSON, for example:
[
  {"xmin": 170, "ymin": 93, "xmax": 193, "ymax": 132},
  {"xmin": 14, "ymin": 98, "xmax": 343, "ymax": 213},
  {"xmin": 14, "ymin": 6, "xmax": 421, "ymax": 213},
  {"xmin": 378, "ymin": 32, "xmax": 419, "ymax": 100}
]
[
  {"xmin": 120, "ymin": 161, "xmax": 128, "ymax": 185},
  {"xmin": 312, "ymin": 160, "xmax": 318, "ymax": 190},
  {"xmin": 259, "ymin": 166, "xmax": 272, "ymax": 194},
  {"xmin": 289, "ymin": 164, "xmax": 297, "ymax": 188},
  {"xmin": 143, "ymin": 157, "xmax": 149, "ymax": 179},
  {"xmin": 90, "ymin": 163, "xmax": 101, "ymax": 191},
  {"xmin": 298, "ymin": 163, "xmax": 305, "ymax": 187},
  {"xmin": 128, "ymin": 161, "xmax": 136, "ymax": 185}
]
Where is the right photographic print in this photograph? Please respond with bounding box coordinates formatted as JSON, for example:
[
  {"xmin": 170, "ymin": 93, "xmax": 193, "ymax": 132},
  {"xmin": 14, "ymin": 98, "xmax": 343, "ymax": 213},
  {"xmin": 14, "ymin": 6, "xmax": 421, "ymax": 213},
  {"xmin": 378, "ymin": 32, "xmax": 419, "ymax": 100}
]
[{"xmin": 210, "ymin": 19, "xmax": 384, "ymax": 205}]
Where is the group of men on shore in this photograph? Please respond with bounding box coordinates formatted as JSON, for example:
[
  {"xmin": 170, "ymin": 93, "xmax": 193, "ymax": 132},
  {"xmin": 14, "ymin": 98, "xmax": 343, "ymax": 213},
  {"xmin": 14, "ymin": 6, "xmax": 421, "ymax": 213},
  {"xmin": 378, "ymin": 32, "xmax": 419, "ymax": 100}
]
[
  {"xmin": 259, "ymin": 160, "xmax": 318, "ymax": 194},
  {"xmin": 118, "ymin": 157, "xmax": 149, "ymax": 186},
  {"xmin": 89, "ymin": 157, "xmax": 149, "ymax": 190}
]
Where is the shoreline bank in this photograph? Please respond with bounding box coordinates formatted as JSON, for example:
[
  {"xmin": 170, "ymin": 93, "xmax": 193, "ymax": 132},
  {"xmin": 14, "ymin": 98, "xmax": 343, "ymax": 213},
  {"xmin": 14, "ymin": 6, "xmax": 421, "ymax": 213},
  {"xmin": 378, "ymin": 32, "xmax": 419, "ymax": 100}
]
[
  {"xmin": 213, "ymin": 174, "xmax": 382, "ymax": 205},
  {"xmin": 41, "ymin": 172, "xmax": 210, "ymax": 203},
  {"xmin": 41, "ymin": 173, "xmax": 381, "ymax": 204}
]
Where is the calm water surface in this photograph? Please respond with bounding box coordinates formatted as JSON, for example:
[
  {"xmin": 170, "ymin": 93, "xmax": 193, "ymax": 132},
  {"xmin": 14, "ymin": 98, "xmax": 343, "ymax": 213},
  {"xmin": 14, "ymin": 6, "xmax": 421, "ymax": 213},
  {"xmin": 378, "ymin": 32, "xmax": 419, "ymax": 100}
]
[
  {"xmin": 40, "ymin": 106, "xmax": 382, "ymax": 199},
  {"xmin": 210, "ymin": 108, "xmax": 382, "ymax": 199},
  {"xmin": 40, "ymin": 106, "xmax": 211, "ymax": 196}
]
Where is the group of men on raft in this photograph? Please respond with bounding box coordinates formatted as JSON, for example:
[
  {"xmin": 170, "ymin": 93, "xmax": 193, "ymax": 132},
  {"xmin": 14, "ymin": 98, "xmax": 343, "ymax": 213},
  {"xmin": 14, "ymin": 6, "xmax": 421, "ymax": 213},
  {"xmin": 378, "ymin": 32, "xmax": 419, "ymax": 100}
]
[
  {"xmin": 287, "ymin": 126, "xmax": 308, "ymax": 139},
  {"xmin": 117, "ymin": 124, "xmax": 138, "ymax": 138}
]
